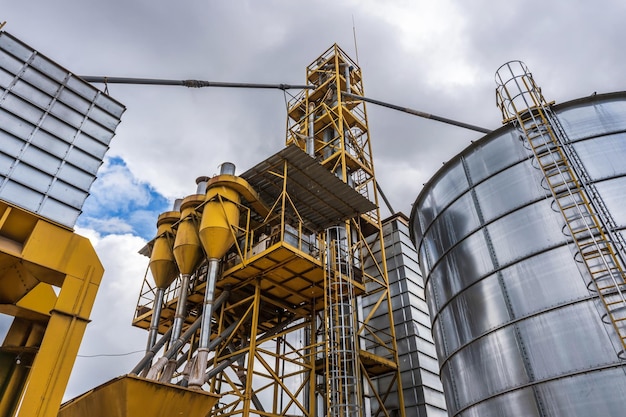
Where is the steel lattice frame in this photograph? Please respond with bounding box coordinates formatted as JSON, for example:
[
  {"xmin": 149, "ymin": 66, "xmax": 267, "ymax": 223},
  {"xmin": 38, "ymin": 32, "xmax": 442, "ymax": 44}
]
[{"xmin": 131, "ymin": 44, "xmax": 405, "ymax": 417}]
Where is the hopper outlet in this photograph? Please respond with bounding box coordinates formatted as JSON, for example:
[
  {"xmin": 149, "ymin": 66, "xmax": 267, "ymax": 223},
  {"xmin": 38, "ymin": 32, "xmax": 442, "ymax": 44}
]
[
  {"xmin": 173, "ymin": 194, "xmax": 205, "ymax": 276},
  {"xmin": 199, "ymin": 185, "xmax": 240, "ymax": 260}
]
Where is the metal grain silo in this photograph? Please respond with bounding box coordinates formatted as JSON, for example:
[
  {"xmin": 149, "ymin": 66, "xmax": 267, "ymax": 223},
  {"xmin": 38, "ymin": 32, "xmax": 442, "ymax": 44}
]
[{"xmin": 410, "ymin": 67, "xmax": 626, "ymax": 416}]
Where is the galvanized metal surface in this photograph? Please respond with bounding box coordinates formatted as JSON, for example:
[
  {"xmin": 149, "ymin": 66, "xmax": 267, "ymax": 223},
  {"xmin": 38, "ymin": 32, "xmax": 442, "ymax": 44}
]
[
  {"xmin": 0, "ymin": 31, "xmax": 125, "ymax": 227},
  {"xmin": 362, "ymin": 213, "xmax": 448, "ymax": 416},
  {"xmin": 410, "ymin": 92, "xmax": 626, "ymax": 417}
]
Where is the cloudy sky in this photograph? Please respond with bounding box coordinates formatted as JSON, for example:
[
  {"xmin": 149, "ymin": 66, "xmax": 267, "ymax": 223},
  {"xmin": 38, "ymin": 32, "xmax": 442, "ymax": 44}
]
[{"xmin": 3, "ymin": 0, "xmax": 626, "ymax": 402}]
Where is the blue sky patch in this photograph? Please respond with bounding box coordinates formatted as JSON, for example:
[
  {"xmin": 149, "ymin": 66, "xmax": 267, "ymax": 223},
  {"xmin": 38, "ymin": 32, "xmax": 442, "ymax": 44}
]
[{"xmin": 78, "ymin": 157, "xmax": 170, "ymax": 240}]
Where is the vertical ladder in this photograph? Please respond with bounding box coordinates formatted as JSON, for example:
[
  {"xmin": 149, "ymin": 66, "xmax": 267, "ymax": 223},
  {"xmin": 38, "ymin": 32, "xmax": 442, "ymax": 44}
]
[
  {"xmin": 325, "ymin": 226, "xmax": 360, "ymax": 417},
  {"xmin": 495, "ymin": 61, "xmax": 626, "ymax": 356}
]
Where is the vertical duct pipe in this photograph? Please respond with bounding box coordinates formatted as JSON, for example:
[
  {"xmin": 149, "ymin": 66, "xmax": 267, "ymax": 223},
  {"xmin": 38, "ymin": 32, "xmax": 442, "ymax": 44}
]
[
  {"xmin": 171, "ymin": 195, "xmax": 205, "ymax": 341},
  {"xmin": 220, "ymin": 162, "xmax": 236, "ymax": 176},
  {"xmin": 196, "ymin": 176, "xmax": 210, "ymax": 194},
  {"xmin": 147, "ymin": 290, "xmax": 165, "ymax": 351},
  {"xmin": 307, "ymin": 103, "xmax": 315, "ymax": 157},
  {"xmin": 157, "ymin": 194, "xmax": 206, "ymax": 381},
  {"xmin": 146, "ymin": 210, "xmax": 180, "ymax": 353},
  {"xmin": 189, "ymin": 163, "xmax": 241, "ymax": 389},
  {"xmin": 146, "ymin": 195, "xmax": 204, "ymax": 380}
]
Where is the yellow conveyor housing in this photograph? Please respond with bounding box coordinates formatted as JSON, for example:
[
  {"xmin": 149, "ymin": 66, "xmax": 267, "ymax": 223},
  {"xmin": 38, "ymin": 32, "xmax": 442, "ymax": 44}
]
[
  {"xmin": 57, "ymin": 374, "xmax": 219, "ymax": 417},
  {"xmin": 0, "ymin": 203, "xmax": 104, "ymax": 417}
]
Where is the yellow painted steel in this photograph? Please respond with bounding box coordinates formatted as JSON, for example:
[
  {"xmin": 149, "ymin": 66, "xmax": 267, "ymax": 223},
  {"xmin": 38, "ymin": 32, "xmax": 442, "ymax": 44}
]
[
  {"xmin": 0, "ymin": 205, "xmax": 103, "ymax": 417},
  {"xmin": 15, "ymin": 283, "xmax": 57, "ymax": 317},
  {"xmin": 286, "ymin": 44, "xmax": 406, "ymax": 417},
  {"xmin": 130, "ymin": 45, "xmax": 405, "ymax": 417},
  {"xmin": 57, "ymin": 375, "xmax": 219, "ymax": 417},
  {"xmin": 173, "ymin": 195, "xmax": 204, "ymax": 275},
  {"xmin": 199, "ymin": 183, "xmax": 240, "ymax": 259},
  {"xmin": 206, "ymin": 174, "xmax": 270, "ymax": 219},
  {"xmin": 149, "ymin": 211, "xmax": 180, "ymax": 289}
]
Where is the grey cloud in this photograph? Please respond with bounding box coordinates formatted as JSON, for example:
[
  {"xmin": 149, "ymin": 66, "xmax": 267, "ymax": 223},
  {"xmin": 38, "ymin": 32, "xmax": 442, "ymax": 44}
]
[{"xmin": 5, "ymin": 0, "xmax": 626, "ymax": 399}]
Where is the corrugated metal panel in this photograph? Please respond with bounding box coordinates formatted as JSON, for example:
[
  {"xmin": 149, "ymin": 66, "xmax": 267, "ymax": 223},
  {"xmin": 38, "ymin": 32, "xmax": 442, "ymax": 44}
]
[
  {"xmin": 241, "ymin": 144, "xmax": 376, "ymax": 231},
  {"xmin": 362, "ymin": 214, "xmax": 448, "ymax": 416},
  {"xmin": 0, "ymin": 31, "xmax": 125, "ymax": 228}
]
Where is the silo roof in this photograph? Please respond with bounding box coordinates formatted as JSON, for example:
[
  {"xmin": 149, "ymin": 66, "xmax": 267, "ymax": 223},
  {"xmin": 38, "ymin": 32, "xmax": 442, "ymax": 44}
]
[
  {"xmin": 408, "ymin": 90, "xmax": 626, "ymax": 243},
  {"xmin": 241, "ymin": 144, "xmax": 376, "ymax": 231}
]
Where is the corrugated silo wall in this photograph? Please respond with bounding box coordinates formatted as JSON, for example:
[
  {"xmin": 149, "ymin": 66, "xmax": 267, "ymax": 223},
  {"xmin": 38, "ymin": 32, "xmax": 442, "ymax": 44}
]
[
  {"xmin": 362, "ymin": 213, "xmax": 447, "ymax": 416},
  {"xmin": 410, "ymin": 92, "xmax": 626, "ymax": 417}
]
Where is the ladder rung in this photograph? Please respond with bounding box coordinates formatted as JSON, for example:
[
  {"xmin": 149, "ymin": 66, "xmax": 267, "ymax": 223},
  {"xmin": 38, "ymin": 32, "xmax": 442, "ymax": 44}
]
[
  {"xmin": 594, "ymin": 286, "xmax": 625, "ymax": 294},
  {"xmin": 520, "ymin": 115, "xmax": 538, "ymax": 124},
  {"xmin": 535, "ymin": 148, "xmax": 559, "ymax": 159},
  {"xmin": 552, "ymin": 184, "xmax": 580, "ymax": 197},
  {"xmin": 571, "ymin": 227, "xmax": 598, "ymax": 239},
  {"xmin": 560, "ymin": 201, "xmax": 583, "ymax": 211},
  {"xmin": 548, "ymin": 173, "xmax": 576, "ymax": 184},
  {"xmin": 541, "ymin": 158, "xmax": 567, "ymax": 171},
  {"xmin": 591, "ymin": 266, "xmax": 623, "ymax": 275},
  {"xmin": 598, "ymin": 283, "xmax": 626, "ymax": 291},
  {"xmin": 529, "ymin": 132, "xmax": 556, "ymax": 142},
  {"xmin": 604, "ymin": 299, "xmax": 626, "ymax": 307},
  {"xmin": 568, "ymin": 220, "xmax": 599, "ymax": 232},
  {"xmin": 579, "ymin": 246, "xmax": 610, "ymax": 258},
  {"xmin": 531, "ymin": 136, "xmax": 559, "ymax": 147},
  {"xmin": 581, "ymin": 253, "xmax": 607, "ymax": 263},
  {"xmin": 527, "ymin": 133, "xmax": 550, "ymax": 143},
  {"xmin": 571, "ymin": 229, "xmax": 600, "ymax": 240},
  {"xmin": 593, "ymin": 276, "xmax": 625, "ymax": 287},
  {"xmin": 578, "ymin": 245, "xmax": 613, "ymax": 260}
]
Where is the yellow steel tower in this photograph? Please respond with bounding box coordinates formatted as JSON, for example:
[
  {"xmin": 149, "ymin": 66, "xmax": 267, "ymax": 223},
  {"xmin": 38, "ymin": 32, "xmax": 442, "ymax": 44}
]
[
  {"xmin": 131, "ymin": 45, "xmax": 405, "ymax": 417},
  {"xmin": 286, "ymin": 44, "xmax": 405, "ymax": 417}
]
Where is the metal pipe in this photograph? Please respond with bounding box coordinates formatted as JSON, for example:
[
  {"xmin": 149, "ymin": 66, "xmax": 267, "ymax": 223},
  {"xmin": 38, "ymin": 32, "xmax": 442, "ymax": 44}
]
[
  {"xmin": 131, "ymin": 327, "xmax": 173, "ymax": 375},
  {"xmin": 375, "ymin": 180, "xmax": 395, "ymax": 214},
  {"xmin": 220, "ymin": 162, "xmax": 236, "ymax": 176},
  {"xmin": 177, "ymin": 318, "xmax": 240, "ymax": 370},
  {"xmin": 80, "ymin": 76, "xmax": 314, "ymax": 90},
  {"xmin": 167, "ymin": 289, "xmax": 230, "ymax": 360},
  {"xmin": 170, "ymin": 273, "xmax": 191, "ymax": 343},
  {"xmin": 342, "ymin": 92, "xmax": 492, "ymax": 134},
  {"xmin": 199, "ymin": 259, "xmax": 220, "ymax": 349},
  {"xmin": 179, "ymin": 303, "xmax": 249, "ymax": 387},
  {"xmin": 204, "ymin": 315, "xmax": 295, "ymax": 381},
  {"xmin": 188, "ymin": 258, "xmax": 220, "ymax": 388},
  {"xmin": 146, "ymin": 288, "xmax": 165, "ymax": 352},
  {"xmin": 307, "ymin": 103, "xmax": 315, "ymax": 157},
  {"xmin": 146, "ymin": 315, "xmax": 202, "ymax": 380},
  {"xmin": 145, "ymin": 289, "xmax": 230, "ymax": 379},
  {"xmin": 196, "ymin": 176, "xmax": 210, "ymax": 194}
]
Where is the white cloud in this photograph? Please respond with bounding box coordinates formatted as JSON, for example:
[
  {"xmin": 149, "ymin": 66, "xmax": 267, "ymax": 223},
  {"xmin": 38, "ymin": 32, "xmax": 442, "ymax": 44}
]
[
  {"xmin": 79, "ymin": 157, "xmax": 170, "ymax": 239},
  {"xmin": 78, "ymin": 216, "xmax": 135, "ymax": 235},
  {"xmin": 64, "ymin": 228, "xmax": 150, "ymax": 400},
  {"xmin": 85, "ymin": 158, "xmax": 152, "ymax": 213}
]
